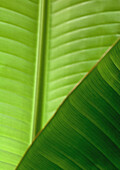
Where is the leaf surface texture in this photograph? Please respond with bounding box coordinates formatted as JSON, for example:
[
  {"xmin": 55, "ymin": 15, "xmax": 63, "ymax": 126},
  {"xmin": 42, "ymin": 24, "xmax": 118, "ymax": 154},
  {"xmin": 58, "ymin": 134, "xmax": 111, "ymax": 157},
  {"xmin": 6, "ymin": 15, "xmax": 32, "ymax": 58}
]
[
  {"xmin": 0, "ymin": 0, "xmax": 120, "ymax": 169},
  {"xmin": 17, "ymin": 40, "xmax": 120, "ymax": 169},
  {"xmin": 41, "ymin": 0, "xmax": 120, "ymax": 128}
]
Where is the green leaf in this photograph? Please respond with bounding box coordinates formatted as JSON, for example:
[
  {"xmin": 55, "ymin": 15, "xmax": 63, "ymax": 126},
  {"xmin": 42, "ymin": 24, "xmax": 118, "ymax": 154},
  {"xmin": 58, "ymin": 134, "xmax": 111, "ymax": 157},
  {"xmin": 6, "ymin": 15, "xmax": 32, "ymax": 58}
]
[
  {"xmin": 17, "ymin": 39, "xmax": 120, "ymax": 170},
  {"xmin": 38, "ymin": 0, "xmax": 120, "ymax": 129},
  {"xmin": 0, "ymin": 0, "xmax": 39, "ymax": 169},
  {"xmin": 0, "ymin": 0, "xmax": 120, "ymax": 169}
]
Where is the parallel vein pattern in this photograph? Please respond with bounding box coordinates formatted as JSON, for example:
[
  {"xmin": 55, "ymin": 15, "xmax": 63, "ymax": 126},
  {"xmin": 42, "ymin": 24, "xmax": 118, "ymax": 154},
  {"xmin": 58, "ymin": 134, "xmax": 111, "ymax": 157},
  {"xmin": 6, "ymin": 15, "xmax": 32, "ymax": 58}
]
[
  {"xmin": 0, "ymin": 0, "xmax": 39, "ymax": 169},
  {"xmin": 42, "ymin": 0, "xmax": 120, "ymax": 127},
  {"xmin": 17, "ymin": 40, "xmax": 120, "ymax": 170}
]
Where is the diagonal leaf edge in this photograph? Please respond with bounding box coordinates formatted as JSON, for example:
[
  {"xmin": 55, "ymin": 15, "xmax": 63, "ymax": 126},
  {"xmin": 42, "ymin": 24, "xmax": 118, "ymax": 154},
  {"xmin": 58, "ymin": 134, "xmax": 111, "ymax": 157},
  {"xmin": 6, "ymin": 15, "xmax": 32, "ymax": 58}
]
[{"xmin": 17, "ymin": 39, "xmax": 120, "ymax": 169}]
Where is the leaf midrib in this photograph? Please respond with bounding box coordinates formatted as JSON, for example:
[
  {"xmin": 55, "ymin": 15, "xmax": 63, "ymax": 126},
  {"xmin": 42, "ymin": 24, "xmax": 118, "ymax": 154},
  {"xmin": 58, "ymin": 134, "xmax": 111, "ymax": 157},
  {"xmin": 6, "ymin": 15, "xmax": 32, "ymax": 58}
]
[{"xmin": 31, "ymin": 0, "xmax": 50, "ymax": 139}]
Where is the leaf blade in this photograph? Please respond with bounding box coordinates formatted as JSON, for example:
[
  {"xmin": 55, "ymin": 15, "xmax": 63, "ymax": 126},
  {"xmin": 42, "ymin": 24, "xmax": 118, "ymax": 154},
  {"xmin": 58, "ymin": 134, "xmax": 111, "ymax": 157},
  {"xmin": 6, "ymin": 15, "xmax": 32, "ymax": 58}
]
[
  {"xmin": 17, "ymin": 39, "xmax": 120, "ymax": 170},
  {"xmin": 41, "ymin": 0, "xmax": 120, "ymax": 128},
  {"xmin": 0, "ymin": 0, "xmax": 39, "ymax": 169}
]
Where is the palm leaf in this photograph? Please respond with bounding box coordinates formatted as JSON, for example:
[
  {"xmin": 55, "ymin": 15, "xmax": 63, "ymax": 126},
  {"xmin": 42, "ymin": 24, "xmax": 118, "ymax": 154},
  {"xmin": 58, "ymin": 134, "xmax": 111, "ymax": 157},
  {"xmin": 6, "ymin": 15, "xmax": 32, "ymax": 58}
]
[
  {"xmin": 0, "ymin": 0, "xmax": 120, "ymax": 169},
  {"xmin": 17, "ymin": 39, "xmax": 120, "ymax": 169}
]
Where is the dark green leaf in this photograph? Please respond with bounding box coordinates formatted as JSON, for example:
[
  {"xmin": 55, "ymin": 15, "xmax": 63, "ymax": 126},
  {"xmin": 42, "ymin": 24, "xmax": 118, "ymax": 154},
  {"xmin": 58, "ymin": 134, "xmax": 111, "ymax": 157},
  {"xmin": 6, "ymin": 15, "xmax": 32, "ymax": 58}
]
[{"xmin": 17, "ymin": 40, "xmax": 120, "ymax": 169}]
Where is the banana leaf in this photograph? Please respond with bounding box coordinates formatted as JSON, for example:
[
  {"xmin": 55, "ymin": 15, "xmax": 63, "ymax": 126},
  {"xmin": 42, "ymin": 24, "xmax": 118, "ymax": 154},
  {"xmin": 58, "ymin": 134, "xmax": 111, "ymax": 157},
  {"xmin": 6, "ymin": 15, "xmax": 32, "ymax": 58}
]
[
  {"xmin": 0, "ymin": 0, "xmax": 120, "ymax": 169},
  {"xmin": 17, "ymin": 39, "xmax": 120, "ymax": 169}
]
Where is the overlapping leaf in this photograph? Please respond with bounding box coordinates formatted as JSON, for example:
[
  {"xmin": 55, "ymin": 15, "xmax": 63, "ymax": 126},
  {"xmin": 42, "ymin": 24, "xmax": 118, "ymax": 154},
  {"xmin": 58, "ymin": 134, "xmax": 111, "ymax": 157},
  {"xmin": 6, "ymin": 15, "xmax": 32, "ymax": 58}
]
[
  {"xmin": 0, "ymin": 0, "xmax": 120, "ymax": 169},
  {"xmin": 17, "ymin": 40, "xmax": 120, "ymax": 169}
]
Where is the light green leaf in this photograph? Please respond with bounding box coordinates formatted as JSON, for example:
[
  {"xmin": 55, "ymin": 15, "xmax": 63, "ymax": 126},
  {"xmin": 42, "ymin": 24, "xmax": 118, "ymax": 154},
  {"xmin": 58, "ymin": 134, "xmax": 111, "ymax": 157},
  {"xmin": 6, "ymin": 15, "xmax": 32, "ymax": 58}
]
[
  {"xmin": 0, "ymin": 0, "xmax": 120, "ymax": 169},
  {"xmin": 17, "ymin": 39, "xmax": 120, "ymax": 170},
  {"xmin": 40, "ymin": 0, "xmax": 120, "ymax": 129},
  {"xmin": 0, "ymin": 0, "xmax": 39, "ymax": 169}
]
